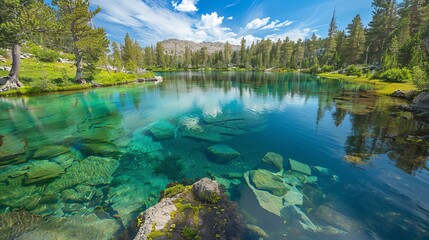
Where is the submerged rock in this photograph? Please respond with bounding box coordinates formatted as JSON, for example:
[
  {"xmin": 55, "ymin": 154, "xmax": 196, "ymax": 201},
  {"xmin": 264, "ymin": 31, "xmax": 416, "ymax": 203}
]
[
  {"xmin": 18, "ymin": 213, "xmax": 121, "ymax": 240},
  {"xmin": 262, "ymin": 152, "xmax": 284, "ymax": 171},
  {"xmin": 289, "ymin": 159, "xmax": 312, "ymax": 175},
  {"xmin": 246, "ymin": 224, "xmax": 269, "ymax": 238},
  {"xmin": 0, "ymin": 135, "xmax": 27, "ymax": 166},
  {"xmin": 80, "ymin": 142, "xmax": 122, "ymax": 158},
  {"xmin": 0, "ymin": 211, "xmax": 44, "ymax": 240},
  {"xmin": 25, "ymin": 161, "xmax": 65, "ymax": 184},
  {"xmin": 148, "ymin": 120, "xmax": 176, "ymax": 141},
  {"xmin": 315, "ymin": 205, "xmax": 361, "ymax": 232},
  {"xmin": 206, "ymin": 144, "xmax": 240, "ymax": 164},
  {"xmin": 134, "ymin": 178, "xmax": 247, "ymax": 240},
  {"xmin": 33, "ymin": 146, "xmax": 70, "ymax": 159},
  {"xmin": 343, "ymin": 155, "xmax": 366, "ymax": 165},
  {"xmin": 249, "ymin": 169, "xmax": 290, "ymax": 197},
  {"xmin": 45, "ymin": 156, "xmax": 119, "ymax": 193}
]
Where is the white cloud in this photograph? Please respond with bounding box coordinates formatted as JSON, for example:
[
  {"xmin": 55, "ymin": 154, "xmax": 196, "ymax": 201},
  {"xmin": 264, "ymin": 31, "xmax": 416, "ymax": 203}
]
[
  {"xmin": 266, "ymin": 28, "xmax": 314, "ymax": 41},
  {"xmin": 171, "ymin": 0, "xmax": 199, "ymax": 12},
  {"xmin": 245, "ymin": 17, "xmax": 270, "ymax": 30},
  {"xmin": 261, "ymin": 20, "xmax": 293, "ymax": 30},
  {"xmin": 227, "ymin": 16, "xmax": 233, "ymax": 20},
  {"xmin": 198, "ymin": 12, "xmax": 224, "ymax": 29}
]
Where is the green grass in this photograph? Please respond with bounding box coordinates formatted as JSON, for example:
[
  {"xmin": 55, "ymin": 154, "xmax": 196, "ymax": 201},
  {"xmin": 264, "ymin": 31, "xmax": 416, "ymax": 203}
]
[
  {"xmin": 0, "ymin": 58, "xmax": 155, "ymax": 96},
  {"xmin": 318, "ymin": 72, "xmax": 417, "ymax": 95}
]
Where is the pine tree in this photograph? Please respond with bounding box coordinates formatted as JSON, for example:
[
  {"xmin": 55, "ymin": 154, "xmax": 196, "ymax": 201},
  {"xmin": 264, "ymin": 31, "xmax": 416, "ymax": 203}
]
[
  {"xmin": 224, "ymin": 41, "xmax": 232, "ymax": 66},
  {"xmin": 323, "ymin": 10, "xmax": 338, "ymax": 65},
  {"xmin": 111, "ymin": 42, "xmax": 122, "ymax": 72},
  {"xmin": 280, "ymin": 37, "xmax": 293, "ymax": 68},
  {"xmin": 346, "ymin": 15, "xmax": 366, "ymax": 64},
  {"xmin": 54, "ymin": 0, "xmax": 109, "ymax": 81},
  {"xmin": 0, "ymin": 0, "xmax": 56, "ymax": 90},
  {"xmin": 240, "ymin": 38, "xmax": 247, "ymax": 67},
  {"xmin": 156, "ymin": 42, "xmax": 165, "ymax": 67}
]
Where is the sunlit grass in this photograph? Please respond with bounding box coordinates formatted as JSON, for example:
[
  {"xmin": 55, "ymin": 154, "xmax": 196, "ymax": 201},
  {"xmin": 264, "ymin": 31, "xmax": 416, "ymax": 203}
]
[{"xmin": 318, "ymin": 73, "xmax": 417, "ymax": 95}]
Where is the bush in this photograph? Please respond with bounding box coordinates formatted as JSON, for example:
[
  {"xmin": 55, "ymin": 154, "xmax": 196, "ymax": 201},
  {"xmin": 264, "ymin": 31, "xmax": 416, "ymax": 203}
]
[
  {"xmin": 37, "ymin": 48, "xmax": 60, "ymax": 62},
  {"xmin": 412, "ymin": 66, "xmax": 429, "ymax": 90},
  {"xmin": 309, "ymin": 65, "xmax": 320, "ymax": 74},
  {"xmin": 181, "ymin": 227, "xmax": 198, "ymax": 240},
  {"xmin": 345, "ymin": 65, "xmax": 362, "ymax": 77},
  {"xmin": 380, "ymin": 68, "xmax": 412, "ymax": 82},
  {"xmin": 321, "ymin": 65, "xmax": 334, "ymax": 73}
]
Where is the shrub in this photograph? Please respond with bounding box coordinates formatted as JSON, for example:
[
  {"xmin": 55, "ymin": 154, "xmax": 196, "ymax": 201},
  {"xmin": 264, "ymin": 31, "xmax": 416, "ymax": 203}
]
[
  {"xmin": 37, "ymin": 48, "xmax": 60, "ymax": 62},
  {"xmin": 380, "ymin": 68, "xmax": 412, "ymax": 82},
  {"xmin": 321, "ymin": 65, "xmax": 334, "ymax": 73},
  {"xmin": 309, "ymin": 65, "xmax": 319, "ymax": 74},
  {"xmin": 345, "ymin": 65, "xmax": 362, "ymax": 77},
  {"xmin": 412, "ymin": 66, "xmax": 429, "ymax": 90}
]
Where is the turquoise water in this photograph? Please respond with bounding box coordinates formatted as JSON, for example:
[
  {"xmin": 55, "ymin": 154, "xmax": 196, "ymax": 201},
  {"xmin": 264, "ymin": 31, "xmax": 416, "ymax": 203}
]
[{"xmin": 0, "ymin": 71, "xmax": 428, "ymax": 239}]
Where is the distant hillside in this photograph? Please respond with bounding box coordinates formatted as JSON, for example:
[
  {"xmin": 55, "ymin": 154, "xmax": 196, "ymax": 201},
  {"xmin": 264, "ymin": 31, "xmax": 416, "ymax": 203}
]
[{"xmin": 159, "ymin": 39, "xmax": 240, "ymax": 56}]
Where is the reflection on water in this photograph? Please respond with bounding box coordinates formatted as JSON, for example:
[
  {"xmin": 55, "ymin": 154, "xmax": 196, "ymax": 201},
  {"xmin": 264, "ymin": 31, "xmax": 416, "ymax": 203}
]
[{"xmin": 0, "ymin": 71, "xmax": 428, "ymax": 239}]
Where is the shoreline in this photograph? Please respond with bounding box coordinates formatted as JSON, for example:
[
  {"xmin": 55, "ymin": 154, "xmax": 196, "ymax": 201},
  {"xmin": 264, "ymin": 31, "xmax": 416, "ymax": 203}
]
[{"xmin": 317, "ymin": 72, "xmax": 417, "ymax": 96}]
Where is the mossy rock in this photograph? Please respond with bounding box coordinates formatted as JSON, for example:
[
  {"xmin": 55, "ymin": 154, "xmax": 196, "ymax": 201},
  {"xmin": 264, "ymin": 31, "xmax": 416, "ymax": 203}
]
[
  {"xmin": 206, "ymin": 145, "xmax": 240, "ymax": 164},
  {"xmin": 249, "ymin": 169, "xmax": 289, "ymax": 197},
  {"xmin": 33, "ymin": 145, "xmax": 70, "ymax": 159},
  {"xmin": 148, "ymin": 120, "xmax": 176, "ymax": 141}
]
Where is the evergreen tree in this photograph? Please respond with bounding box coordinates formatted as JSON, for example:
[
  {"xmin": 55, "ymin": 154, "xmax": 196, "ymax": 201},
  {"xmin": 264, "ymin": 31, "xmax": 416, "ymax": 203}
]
[
  {"xmin": 240, "ymin": 38, "xmax": 247, "ymax": 67},
  {"xmin": 111, "ymin": 42, "xmax": 122, "ymax": 72},
  {"xmin": 323, "ymin": 10, "xmax": 338, "ymax": 65},
  {"xmin": 346, "ymin": 15, "xmax": 366, "ymax": 64},
  {"xmin": 0, "ymin": 0, "xmax": 55, "ymax": 90},
  {"xmin": 280, "ymin": 37, "xmax": 293, "ymax": 68},
  {"xmin": 54, "ymin": 0, "xmax": 109, "ymax": 81},
  {"xmin": 155, "ymin": 42, "xmax": 165, "ymax": 67},
  {"xmin": 224, "ymin": 41, "xmax": 232, "ymax": 66}
]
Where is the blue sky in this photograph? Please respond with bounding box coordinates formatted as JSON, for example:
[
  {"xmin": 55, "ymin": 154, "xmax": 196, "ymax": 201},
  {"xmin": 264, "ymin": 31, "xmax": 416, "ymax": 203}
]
[{"xmin": 87, "ymin": 0, "xmax": 373, "ymax": 47}]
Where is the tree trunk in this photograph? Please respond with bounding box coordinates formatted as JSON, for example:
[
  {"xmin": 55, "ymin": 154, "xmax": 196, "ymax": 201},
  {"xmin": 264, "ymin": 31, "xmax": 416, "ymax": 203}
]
[
  {"xmin": 0, "ymin": 43, "xmax": 24, "ymax": 91},
  {"xmin": 74, "ymin": 53, "xmax": 85, "ymax": 83}
]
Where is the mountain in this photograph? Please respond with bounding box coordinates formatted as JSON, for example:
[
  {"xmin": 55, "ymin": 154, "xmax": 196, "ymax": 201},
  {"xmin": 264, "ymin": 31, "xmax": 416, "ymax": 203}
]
[{"xmin": 159, "ymin": 39, "xmax": 240, "ymax": 56}]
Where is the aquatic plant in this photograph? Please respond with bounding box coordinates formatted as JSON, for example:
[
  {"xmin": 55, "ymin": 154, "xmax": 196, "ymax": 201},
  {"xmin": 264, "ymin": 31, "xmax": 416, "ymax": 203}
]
[{"xmin": 154, "ymin": 154, "xmax": 184, "ymax": 180}]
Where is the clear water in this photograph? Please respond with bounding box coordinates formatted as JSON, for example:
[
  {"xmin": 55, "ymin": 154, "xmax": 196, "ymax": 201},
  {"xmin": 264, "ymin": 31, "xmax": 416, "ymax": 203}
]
[{"xmin": 0, "ymin": 71, "xmax": 428, "ymax": 239}]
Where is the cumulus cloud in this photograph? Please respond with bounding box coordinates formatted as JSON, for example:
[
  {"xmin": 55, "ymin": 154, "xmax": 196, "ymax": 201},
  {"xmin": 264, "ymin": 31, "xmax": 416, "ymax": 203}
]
[
  {"xmin": 245, "ymin": 17, "xmax": 270, "ymax": 30},
  {"xmin": 171, "ymin": 0, "xmax": 199, "ymax": 12}
]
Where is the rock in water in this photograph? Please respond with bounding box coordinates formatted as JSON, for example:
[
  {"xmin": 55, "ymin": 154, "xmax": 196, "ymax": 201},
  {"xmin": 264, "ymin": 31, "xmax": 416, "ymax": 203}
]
[
  {"xmin": 315, "ymin": 205, "xmax": 361, "ymax": 232},
  {"xmin": 244, "ymin": 172, "xmax": 284, "ymax": 217},
  {"xmin": 0, "ymin": 135, "xmax": 27, "ymax": 166},
  {"xmin": 246, "ymin": 224, "xmax": 269, "ymax": 238},
  {"xmin": 262, "ymin": 152, "xmax": 284, "ymax": 171},
  {"xmin": 0, "ymin": 211, "xmax": 44, "ymax": 240},
  {"xmin": 343, "ymin": 155, "xmax": 365, "ymax": 165},
  {"xmin": 32, "ymin": 146, "xmax": 70, "ymax": 159},
  {"xmin": 206, "ymin": 144, "xmax": 240, "ymax": 164},
  {"xmin": 193, "ymin": 178, "xmax": 221, "ymax": 203},
  {"xmin": 289, "ymin": 158, "xmax": 312, "ymax": 175},
  {"xmin": 134, "ymin": 178, "xmax": 247, "ymax": 240},
  {"xmin": 25, "ymin": 160, "xmax": 65, "ymax": 184},
  {"xmin": 249, "ymin": 169, "xmax": 290, "ymax": 197},
  {"xmin": 148, "ymin": 120, "xmax": 176, "ymax": 141}
]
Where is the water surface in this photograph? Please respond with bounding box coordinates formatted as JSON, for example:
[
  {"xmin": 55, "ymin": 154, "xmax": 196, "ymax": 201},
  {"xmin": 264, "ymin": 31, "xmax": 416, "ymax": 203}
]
[{"xmin": 0, "ymin": 71, "xmax": 428, "ymax": 239}]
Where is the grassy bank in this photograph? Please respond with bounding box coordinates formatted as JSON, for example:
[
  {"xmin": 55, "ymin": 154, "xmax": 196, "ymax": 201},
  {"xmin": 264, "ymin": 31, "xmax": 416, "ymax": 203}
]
[
  {"xmin": 318, "ymin": 72, "xmax": 417, "ymax": 95},
  {"xmin": 0, "ymin": 58, "xmax": 155, "ymax": 96}
]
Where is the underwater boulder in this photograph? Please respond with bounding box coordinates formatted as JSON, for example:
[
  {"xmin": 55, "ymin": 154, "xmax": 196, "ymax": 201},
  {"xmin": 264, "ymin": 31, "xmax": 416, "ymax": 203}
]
[
  {"xmin": 25, "ymin": 160, "xmax": 65, "ymax": 185},
  {"xmin": 80, "ymin": 142, "xmax": 122, "ymax": 158},
  {"xmin": 262, "ymin": 152, "xmax": 284, "ymax": 171},
  {"xmin": 249, "ymin": 169, "xmax": 290, "ymax": 197},
  {"xmin": 289, "ymin": 159, "xmax": 312, "ymax": 175},
  {"xmin": 44, "ymin": 156, "xmax": 119, "ymax": 193},
  {"xmin": 343, "ymin": 155, "xmax": 366, "ymax": 165},
  {"xmin": 32, "ymin": 146, "xmax": 70, "ymax": 159},
  {"xmin": 206, "ymin": 144, "xmax": 240, "ymax": 164},
  {"xmin": 315, "ymin": 205, "xmax": 361, "ymax": 232},
  {"xmin": 0, "ymin": 135, "xmax": 27, "ymax": 166},
  {"xmin": 193, "ymin": 178, "xmax": 221, "ymax": 203},
  {"xmin": 0, "ymin": 211, "xmax": 44, "ymax": 240},
  {"xmin": 148, "ymin": 120, "xmax": 176, "ymax": 141}
]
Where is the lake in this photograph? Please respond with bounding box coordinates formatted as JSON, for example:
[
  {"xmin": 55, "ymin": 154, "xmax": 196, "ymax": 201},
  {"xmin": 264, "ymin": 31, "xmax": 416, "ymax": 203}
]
[{"xmin": 0, "ymin": 71, "xmax": 428, "ymax": 239}]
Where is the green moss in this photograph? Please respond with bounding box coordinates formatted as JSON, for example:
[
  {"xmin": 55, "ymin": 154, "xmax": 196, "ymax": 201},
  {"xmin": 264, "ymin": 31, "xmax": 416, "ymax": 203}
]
[
  {"xmin": 207, "ymin": 192, "xmax": 222, "ymax": 204},
  {"xmin": 164, "ymin": 184, "xmax": 185, "ymax": 198},
  {"xmin": 147, "ymin": 230, "xmax": 166, "ymax": 240},
  {"xmin": 181, "ymin": 226, "xmax": 198, "ymax": 240}
]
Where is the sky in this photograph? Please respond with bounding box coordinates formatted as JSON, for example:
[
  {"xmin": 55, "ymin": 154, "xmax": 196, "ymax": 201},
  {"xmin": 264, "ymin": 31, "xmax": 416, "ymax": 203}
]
[{"xmin": 86, "ymin": 0, "xmax": 374, "ymax": 47}]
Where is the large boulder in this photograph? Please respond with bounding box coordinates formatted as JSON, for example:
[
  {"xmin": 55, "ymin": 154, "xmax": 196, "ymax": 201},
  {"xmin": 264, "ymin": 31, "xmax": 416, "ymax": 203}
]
[
  {"xmin": 0, "ymin": 211, "xmax": 44, "ymax": 240},
  {"xmin": 80, "ymin": 142, "xmax": 122, "ymax": 158},
  {"xmin": 249, "ymin": 169, "xmax": 289, "ymax": 197},
  {"xmin": 262, "ymin": 152, "xmax": 284, "ymax": 171},
  {"xmin": 206, "ymin": 144, "xmax": 240, "ymax": 164},
  {"xmin": 25, "ymin": 161, "xmax": 65, "ymax": 184},
  {"xmin": 134, "ymin": 178, "xmax": 247, "ymax": 240},
  {"xmin": 148, "ymin": 120, "xmax": 176, "ymax": 141}
]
